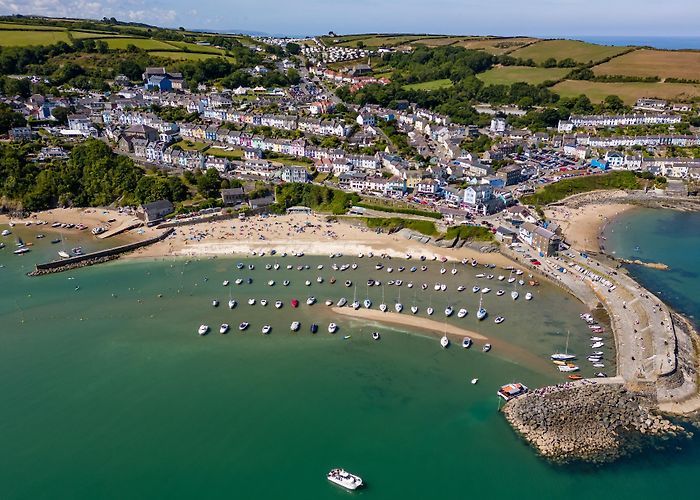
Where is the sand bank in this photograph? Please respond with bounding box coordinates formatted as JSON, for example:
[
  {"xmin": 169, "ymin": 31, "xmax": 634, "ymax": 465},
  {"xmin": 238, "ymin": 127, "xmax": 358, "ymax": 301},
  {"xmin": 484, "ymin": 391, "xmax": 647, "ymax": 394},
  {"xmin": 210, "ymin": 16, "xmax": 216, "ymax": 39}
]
[{"xmin": 331, "ymin": 306, "xmax": 488, "ymax": 341}]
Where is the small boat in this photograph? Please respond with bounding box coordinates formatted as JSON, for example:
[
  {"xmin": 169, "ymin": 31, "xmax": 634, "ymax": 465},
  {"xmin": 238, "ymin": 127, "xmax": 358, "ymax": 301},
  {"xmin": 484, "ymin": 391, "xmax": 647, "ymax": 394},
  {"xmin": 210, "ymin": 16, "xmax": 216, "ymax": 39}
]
[
  {"xmin": 457, "ymin": 308, "xmax": 467, "ymax": 318},
  {"xmin": 375, "ymin": 264, "xmax": 384, "ymax": 270},
  {"xmin": 411, "ymin": 305, "xmax": 419, "ymax": 314},
  {"xmin": 496, "ymin": 290, "xmax": 505, "ymax": 296},
  {"xmin": 457, "ymin": 285, "xmax": 465, "ymax": 292},
  {"xmin": 525, "ymin": 292, "xmax": 533, "ymax": 301},
  {"xmin": 265, "ymin": 264, "xmax": 272, "ymax": 270},
  {"xmin": 482, "ymin": 344, "xmax": 492, "ymax": 352},
  {"xmin": 51, "ymin": 238, "xmax": 61, "ymax": 244},
  {"xmin": 274, "ymin": 263, "xmax": 280, "ymax": 270},
  {"xmin": 337, "ymin": 297, "xmax": 347, "ymax": 307},
  {"xmin": 262, "ymin": 325, "xmax": 271, "ymax": 334},
  {"xmin": 363, "ymin": 298, "xmax": 372, "ymax": 309},
  {"xmin": 410, "ymin": 267, "xmax": 417, "ymax": 272},
  {"xmin": 421, "ymin": 284, "xmax": 428, "ymax": 290},
  {"xmin": 305, "ymin": 280, "xmax": 311, "ymax": 286},
  {"xmin": 283, "ymin": 280, "xmax": 290, "ymax": 286},
  {"xmin": 558, "ymin": 365, "xmax": 580, "ymax": 372},
  {"xmin": 372, "ymin": 331, "xmax": 380, "ymax": 341},
  {"xmin": 394, "ymin": 302, "xmax": 403, "ymax": 313},
  {"xmin": 223, "ymin": 280, "xmax": 230, "ymax": 287},
  {"xmin": 291, "ymin": 299, "xmax": 299, "ymax": 308},
  {"xmin": 58, "ymin": 250, "xmax": 70, "ymax": 259},
  {"xmin": 508, "ymin": 277, "xmax": 516, "ymax": 283},
  {"xmin": 239, "ymin": 322, "xmax": 249, "ymax": 331},
  {"xmin": 476, "ymin": 308, "xmax": 487, "ymax": 320},
  {"xmin": 268, "ymin": 280, "xmax": 275, "ymax": 286},
  {"xmin": 445, "ymin": 306, "xmax": 454, "ymax": 317},
  {"xmin": 595, "ymin": 372, "xmax": 608, "ymax": 378},
  {"xmin": 310, "ymin": 323, "xmax": 319, "ymax": 334},
  {"xmin": 352, "ymin": 300, "xmax": 360, "ymax": 310},
  {"xmin": 317, "ymin": 276, "xmax": 323, "ymax": 283},
  {"xmin": 228, "ymin": 299, "xmax": 237, "ymax": 309},
  {"xmin": 330, "ymin": 278, "xmax": 336, "ymax": 284},
  {"xmin": 440, "ymin": 284, "xmax": 447, "ymax": 292},
  {"xmin": 568, "ymin": 375, "xmax": 583, "ymax": 381},
  {"xmin": 352, "ymin": 263, "xmax": 358, "ymax": 270},
  {"xmin": 290, "ymin": 321, "xmax": 300, "ymax": 332},
  {"xmin": 246, "ymin": 278, "xmax": 253, "ymax": 284},
  {"xmin": 379, "ymin": 303, "xmax": 387, "ymax": 312},
  {"xmin": 511, "ymin": 290, "xmax": 519, "ymax": 300},
  {"xmin": 440, "ymin": 335, "xmax": 450, "ymax": 348},
  {"xmin": 247, "ymin": 298, "xmax": 256, "ymax": 305},
  {"xmin": 551, "ymin": 353, "xmax": 576, "ymax": 361},
  {"xmin": 275, "ymin": 300, "xmax": 283, "ymax": 309},
  {"xmin": 420, "ymin": 265, "xmax": 428, "ymax": 271},
  {"xmin": 36, "ymin": 234, "xmax": 45, "ymax": 239},
  {"xmin": 236, "ymin": 263, "xmax": 244, "ymax": 269},
  {"xmin": 407, "ymin": 282, "xmax": 413, "ymax": 288},
  {"xmin": 212, "ymin": 300, "xmax": 219, "ymax": 307},
  {"xmin": 590, "ymin": 336, "xmax": 603, "ymax": 342},
  {"xmin": 440, "ymin": 268, "xmax": 446, "ymax": 275},
  {"xmin": 260, "ymin": 299, "xmax": 268, "ymax": 307},
  {"xmin": 387, "ymin": 267, "xmax": 394, "ymax": 273},
  {"xmin": 235, "ymin": 278, "xmax": 243, "ymax": 285},
  {"xmin": 494, "ymin": 316, "xmax": 504, "ymax": 324},
  {"xmin": 471, "ymin": 378, "xmax": 478, "ymax": 385},
  {"xmin": 1, "ymin": 229, "xmax": 11, "ymax": 236},
  {"xmin": 328, "ymin": 323, "xmax": 338, "ymax": 334},
  {"xmin": 198, "ymin": 324, "xmax": 209, "ymax": 336},
  {"xmin": 248, "ymin": 264, "xmax": 255, "ymax": 270},
  {"xmin": 462, "ymin": 337, "xmax": 472, "ymax": 348},
  {"xmin": 325, "ymin": 299, "xmax": 333, "ymax": 306},
  {"xmin": 591, "ymin": 341, "xmax": 604, "ymax": 349},
  {"xmin": 220, "ymin": 324, "xmax": 230, "ymax": 334},
  {"xmin": 475, "ymin": 273, "xmax": 485, "ymax": 279},
  {"xmin": 498, "ymin": 275, "xmax": 505, "ymax": 281},
  {"xmin": 472, "ymin": 286, "xmax": 480, "ymax": 293},
  {"xmin": 427, "ymin": 307, "xmax": 434, "ymax": 315},
  {"xmin": 307, "ymin": 296, "xmax": 316, "ymax": 305},
  {"xmin": 327, "ymin": 469, "xmax": 363, "ymax": 491},
  {"xmin": 344, "ymin": 280, "xmax": 352, "ymax": 287}
]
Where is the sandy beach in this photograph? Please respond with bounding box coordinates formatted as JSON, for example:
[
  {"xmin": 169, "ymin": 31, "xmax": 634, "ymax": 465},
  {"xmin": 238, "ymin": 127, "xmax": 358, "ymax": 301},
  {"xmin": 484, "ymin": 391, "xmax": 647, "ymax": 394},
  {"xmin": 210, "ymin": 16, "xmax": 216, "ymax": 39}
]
[
  {"xmin": 129, "ymin": 213, "xmax": 516, "ymax": 267},
  {"xmin": 544, "ymin": 192, "xmax": 635, "ymax": 253}
]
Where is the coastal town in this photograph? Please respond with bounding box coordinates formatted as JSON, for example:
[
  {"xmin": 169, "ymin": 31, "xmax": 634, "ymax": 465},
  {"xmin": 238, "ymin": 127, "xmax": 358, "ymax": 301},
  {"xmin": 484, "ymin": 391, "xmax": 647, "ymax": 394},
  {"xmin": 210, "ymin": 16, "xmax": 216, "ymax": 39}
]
[{"xmin": 2, "ymin": 16, "xmax": 700, "ymax": 482}]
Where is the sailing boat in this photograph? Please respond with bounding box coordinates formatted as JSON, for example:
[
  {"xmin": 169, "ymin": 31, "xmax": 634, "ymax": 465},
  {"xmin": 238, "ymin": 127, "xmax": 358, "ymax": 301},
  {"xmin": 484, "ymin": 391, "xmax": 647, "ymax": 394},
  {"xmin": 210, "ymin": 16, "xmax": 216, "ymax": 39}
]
[
  {"xmin": 511, "ymin": 278, "xmax": 519, "ymax": 300},
  {"xmin": 379, "ymin": 285, "xmax": 387, "ymax": 312},
  {"xmin": 551, "ymin": 330, "xmax": 576, "ymax": 361},
  {"xmin": 426, "ymin": 294, "xmax": 434, "ymax": 316},
  {"xmin": 57, "ymin": 232, "xmax": 69, "ymax": 259},
  {"xmin": 352, "ymin": 285, "xmax": 360, "ymax": 310},
  {"xmin": 451, "ymin": 263, "xmax": 457, "ymax": 275},
  {"xmin": 410, "ymin": 289, "xmax": 418, "ymax": 314},
  {"xmin": 363, "ymin": 283, "xmax": 372, "ymax": 309},
  {"xmin": 476, "ymin": 294, "xmax": 487, "ymax": 320},
  {"xmin": 395, "ymin": 287, "xmax": 403, "ymax": 313},
  {"xmin": 440, "ymin": 319, "xmax": 449, "ymax": 348}
]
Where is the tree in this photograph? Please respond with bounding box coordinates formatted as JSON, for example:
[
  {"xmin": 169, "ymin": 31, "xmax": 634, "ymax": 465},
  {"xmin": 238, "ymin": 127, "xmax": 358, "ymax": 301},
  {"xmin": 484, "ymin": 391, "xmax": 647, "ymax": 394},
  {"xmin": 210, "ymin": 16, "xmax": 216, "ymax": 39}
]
[
  {"xmin": 196, "ymin": 168, "xmax": 222, "ymax": 198},
  {"xmin": 285, "ymin": 42, "xmax": 301, "ymax": 55},
  {"xmin": 603, "ymin": 95, "xmax": 625, "ymax": 113},
  {"xmin": 51, "ymin": 106, "xmax": 70, "ymax": 125},
  {"xmin": 0, "ymin": 104, "xmax": 27, "ymax": 134},
  {"xmin": 542, "ymin": 57, "xmax": 557, "ymax": 68}
]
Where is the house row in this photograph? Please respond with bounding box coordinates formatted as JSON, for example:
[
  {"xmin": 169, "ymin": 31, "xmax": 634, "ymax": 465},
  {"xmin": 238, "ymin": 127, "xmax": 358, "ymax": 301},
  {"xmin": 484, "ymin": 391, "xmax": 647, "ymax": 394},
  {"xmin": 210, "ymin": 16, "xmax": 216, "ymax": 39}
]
[
  {"xmin": 576, "ymin": 135, "xmax": 700, "ymax": 148},
  {"xmin": 558, "ymin": 113, "xmax": 681, "ymax": 131}
]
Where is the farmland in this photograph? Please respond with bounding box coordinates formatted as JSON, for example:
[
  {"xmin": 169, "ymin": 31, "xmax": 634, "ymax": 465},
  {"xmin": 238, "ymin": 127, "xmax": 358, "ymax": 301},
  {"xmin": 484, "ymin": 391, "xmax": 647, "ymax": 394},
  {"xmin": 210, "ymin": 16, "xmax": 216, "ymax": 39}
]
[
  {"xmin": 477, "ymin": 66, "xmax": 569, "ymax": 85},
  {"xmin": 552, "ymin": 80, "xmax": 700, "ymax": 104},
  {"xmin": 458, "ymin": 37, "xmax": 539, "ymax": 55},
  {"xmin": 102, "ymin": 37, "xmax": 180, "ymax": 51},
  {"xmin": 593, "ymin": 49, "xmax": 700, "ymax": 81},
  {"xmin": 69, "ymin": 31, "xmax": 127, "ymax": 39},
  {"xmin": 403, "ymin": 79, "xmax": 454, "ymax": 91},
  {"xmin": 0, "ymin": 22, "xmax": 63, "ymax": 30},
  {"xmin": 509, "ymin": 39, "xmax": 630, "ymax": 64},
  {"xmin": 0, "ymin": 29, "xmax": 70, "ymax": 46},
  {"xmin": 149, "ymin": 51, "xmax": 232, "ymax": 61}
]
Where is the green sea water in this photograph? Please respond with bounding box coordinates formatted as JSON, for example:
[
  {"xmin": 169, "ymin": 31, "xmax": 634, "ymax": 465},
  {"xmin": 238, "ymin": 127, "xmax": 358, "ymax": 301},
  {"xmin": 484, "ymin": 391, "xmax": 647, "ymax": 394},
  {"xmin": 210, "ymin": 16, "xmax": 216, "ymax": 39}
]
[{"xmin": 1, "ymin": 223, "xmax": 698, "ymax": 499}]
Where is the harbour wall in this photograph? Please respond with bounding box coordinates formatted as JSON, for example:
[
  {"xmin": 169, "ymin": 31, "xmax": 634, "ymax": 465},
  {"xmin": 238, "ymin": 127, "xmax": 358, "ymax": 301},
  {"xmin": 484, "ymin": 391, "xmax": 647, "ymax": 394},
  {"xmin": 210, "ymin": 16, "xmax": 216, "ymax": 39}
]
[{"xmin": 28, "ymin": 228, "xmax": 175, "ymax": 276}]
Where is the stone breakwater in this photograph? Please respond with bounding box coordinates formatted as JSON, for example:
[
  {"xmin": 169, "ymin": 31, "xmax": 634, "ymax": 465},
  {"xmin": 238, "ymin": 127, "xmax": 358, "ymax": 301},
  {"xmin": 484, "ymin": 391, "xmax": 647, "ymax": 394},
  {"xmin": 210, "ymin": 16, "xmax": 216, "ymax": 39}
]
[
  {"xmin": 502, "ymin": 383, "xmax": 690, "ymax": 464},
  {"xmin": 28, "ymin": 255, "xmax": 120, "ymax": 276}
]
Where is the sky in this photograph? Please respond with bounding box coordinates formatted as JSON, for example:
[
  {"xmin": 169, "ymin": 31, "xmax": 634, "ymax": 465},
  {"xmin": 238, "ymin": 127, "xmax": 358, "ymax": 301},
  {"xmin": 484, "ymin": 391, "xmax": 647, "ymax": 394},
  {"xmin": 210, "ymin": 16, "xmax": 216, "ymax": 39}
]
[{"xmin": 0, "ymin": 0, "xmax": 698, "ymax": 37}]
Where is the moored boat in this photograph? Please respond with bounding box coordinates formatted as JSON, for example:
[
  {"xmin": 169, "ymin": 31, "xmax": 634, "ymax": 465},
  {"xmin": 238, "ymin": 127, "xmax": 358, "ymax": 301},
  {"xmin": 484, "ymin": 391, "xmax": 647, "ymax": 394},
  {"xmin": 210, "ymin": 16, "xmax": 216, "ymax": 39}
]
[
  {"xmin": 219, "ymin": 323, "xmax": 229, "ymax": 334},
  {"xmin": 497, "ymin": 383, "xmax": 528, "ymax": 401},
  {"xmin": 462, "ymin": 337, "xmax": 472, "ymax": 348},
  {"xmin": 328, "ymin": 323, "xmax": 338, "ymax": 334},
  {"xmin": 198, "ymin": 324, "xmax": 209, "ymax": 336},
  {"xmin": 239, "ymin": 322, "xmax": 249, "ymax": 331},
  {"xmin": 327, "ymin": 469, "xmax": 363, "ymax": 491}
]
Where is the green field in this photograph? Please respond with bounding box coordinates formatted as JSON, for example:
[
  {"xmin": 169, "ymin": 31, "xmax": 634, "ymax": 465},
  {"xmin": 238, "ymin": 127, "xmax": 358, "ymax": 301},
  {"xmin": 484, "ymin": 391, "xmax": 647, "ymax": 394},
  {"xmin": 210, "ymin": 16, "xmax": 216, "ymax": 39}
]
[
  {"xmin": 69, "ymin": 30, "xmax": 126, "ymax": 39},
  {"xmin": 150, "ymin": 51, "xmax": 233, "ymax": 61},
  {"xmin": 207, "ymin": 147, "xmax": 243, "ymax": 159},
  {"xmin": 174, "ymin": 140, "xmax": 209, "ymax": 152},
  {"xmin": 458, "ymin": 37, "xmax": 540, "ymax": 55},
  {"xmin": 0, "ymin": 22, "xmax": 63, "ymax": 31},
  {"xmin": 338, "ymin": 34, "xmax": 427, "ymax": 47},
  {"xmin": 552, "ymin": 79, "xmax": 700, "ymax": 104},
  {"xmin": 403, "ymin": 79, "xmax": 454, "ymax": 91},
  {"xmin": 168, "ymin": 41, "xmax": 229, "ymax": 55},
  {"xmin": 521, "ymin": 171, "xmax": 640, "ymax": 206},
  {"xmin": 0, "ymin": 30, "xmax": 70, "ymax": 46},
  {"xmin": 509, "ymin": 39, "xmax": 630, "ymax": 64},
  {"xmin": 477, "ymin": 66, "xmax": 569, "ymax": 85},
  {"xmin": 593, "ymin": 49, "xmax": 700, "ymax": 81},
  {"xmin": 103, "ymin": 37, "xmax": 179, "ymax": 50}
]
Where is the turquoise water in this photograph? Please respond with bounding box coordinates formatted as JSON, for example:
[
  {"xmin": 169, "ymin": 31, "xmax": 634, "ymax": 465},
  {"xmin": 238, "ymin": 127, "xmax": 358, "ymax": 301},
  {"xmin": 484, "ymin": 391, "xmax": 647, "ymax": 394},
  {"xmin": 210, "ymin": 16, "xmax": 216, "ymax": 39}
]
[
  {"xmin": 1, "ymin": 223, "xmax": 699, "ymax": 499},
  {"xmin": 603, "ymin": 208, "xmax": 700, "ymax": 325}
]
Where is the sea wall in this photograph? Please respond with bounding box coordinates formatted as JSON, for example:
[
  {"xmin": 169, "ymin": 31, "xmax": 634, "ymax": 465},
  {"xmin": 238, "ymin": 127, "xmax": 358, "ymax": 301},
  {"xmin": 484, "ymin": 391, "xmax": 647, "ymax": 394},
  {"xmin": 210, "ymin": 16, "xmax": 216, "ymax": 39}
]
[
  {"xmin": 502, "ymin": 383, "xmax": 690, "ymax": 464},
  {"xmin": 28, "ymin": 229, "xmax": 175, "ymax": 276}
]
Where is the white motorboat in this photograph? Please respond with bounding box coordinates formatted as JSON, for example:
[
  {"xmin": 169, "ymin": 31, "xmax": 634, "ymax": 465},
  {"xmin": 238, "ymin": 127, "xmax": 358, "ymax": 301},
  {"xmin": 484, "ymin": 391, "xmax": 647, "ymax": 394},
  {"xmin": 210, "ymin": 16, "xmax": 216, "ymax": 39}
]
[
  {"xmin": 440, "ymin": 335, "xmax": 450, "ymax": 348},
  {"xmin": 462, "ymin": 337, "xmax": 472, "ymax": 348},
  {"xmin": 525, "ymin": 292, "xmax": 533, "ymax": 301},
  {"xmin": 248, "ymin": 264, "xmax": 255, "ymax": 270},
  {"xmin": 496, "ymin": 290, "xmax": 505, "ymax": 296},
  {"xmin": 219, "ymin": 323, "xmax": 229, "ymax": 334},
  {"xmin": 1, "ymin": 229, "xmax": 11, "ymax": 236},
  {"xmin": 407, "ymin": 282, "xmax": 413, "ymax": 288},
  {"xmin": 351, "ymin": 263, "xmax": 358, "ymax": 270},
  {"xmin": 482, "ymin": 287, "xmax": 491, "ymax": 294},
  {"xmin": 372, "ymin": 332, "xmax": 380, "ymax": 341},
  {"xmin": 434, "ymin": 283, "xmax": 441, "ymax": 291},
  {"xmin": 590, "ymin": 336, "xmax": 603, "ymax": 342},
  {"xmin": 472, "ymin": 286, "xmax": 480, "ymax": 293},
  {"xmin": 558, "ymin": 365, "xmax": 580, "ymax": 372},
  {"xmin": 410, "ymin": 305, "xmax": 419, "ymax": 314},
  {"xmin": 394, "ymin": 302, "xmax": 403, "ymax": 313},
  {"xmin": 475, "ymin": 273, "xmax": 485, "ymax": 278},
  {"xmin": 375, "ymin": 263, "xmax": 383, "ymax": 270},
  {"xmin": 345, "ymin": 280, "xmax": 352, "ymax": 287},
  {"xmin": 317, "ymin": 276, "xmax": 324, "ymax": 283},
  {"xmin": 198, "ymin": 324, "xmax": 209, "ymax": 336},
  {"xmin": 591, "ymin": 341, "xmax": 605, "ymax": 349},
  {"xmin": 260, "ymin": 299, "xmax": 268, "ymax": 307},
  {"xmin": 212, "ymin": 300, "xmax": 219, "ymax": 307},
  {"xmin": 498, "ymin": 275, "xmax": 505, "ymax": 281},
  {"xmin": 325, "ymin": 299, "xmax": 333, "ymax": 306},
  {"xmin": 228, "ymin": 299, "xmax": 237, "ymax": 309},
  {"xmin": 440, "ymin": 268, "xmax": 446, "ymax": 274},
  {"xmin": 305, "ymin": 280, "xmax": 311, "ymax": 286},
  {"xmin": 476, "ymin": 296, "xmax": 487, "ymax": 320},
  {"xmin": 273, "ymin": 263, "xmax": 280, "ymax": 270},
  {"xmin": 427, "ymin": 307, "xmax": 434, "ymax": 315},
  {"xmin": 457, "ymin": 285, "xmax": 465, "ymax": 292},
  {"xmin": 511, "ymin": 290, "xmax": 519, "ymax": 300},
  {"xmin": 363, "ymin": 299, "xmax": 372, "ymax": 309},
  {"xmin": 421, "ymin": 283, "xmax": 428, "ymax": 290},
  {"xmin": 290, "ymin": 321, "xmax": 300, "ymax": 332},
  {"xmin": 327, "ymin": 469, "xmax": 363, "ymax": 491},
  {"xmin": 379, "ymin": 303, "xmax": 388, "ymax": 312},
  {"xmin": 337, "ymin": 297, "xmax": 347, "ymax": 307},
  {"xmin": 440, "ymin": 284, "xmax": 447, "ymax": 292},
  {"xmin": 275, "ymin": 300, "xmax": 283, "ymax": 309},
  {"xmin": 494, "ymin": 316, "xmax": 505, "ymax": 324},
  {"xmin": 262, "ymin": 325, "xmax": 271, "ymax": 334},
  {"xmin": 352, "ymin": 300, "xmax": 360, "ymax": 310},
  {"xmin": 508, "ymin": 277, "xmax": 516, "ymax": 283},
  {"xmin": 486, "ymin": 275, "xmax": 494, "ymax": 280},
  {"xmin": 223, "ymin": 280, "xmax": 230, "ymax": 287},
  {"xmin": 265, "ymin": 264, "xmax": 272, "ymax": 270},
  {"xmin": 445, "ymin": 306, "xmax": 454, "ymax": 317},
  {"xmin": 248, "ymin": 298, "xmax": 256, "ymax": 305},
  {"xmin": 268, "ymin": 280, "xmax": 275, "ymax": 286},
  {"xmin": 307, "ymin": 296, "xmax": 316, "ymax": 305},
  {"xmin": 516, "ymin": 269, "xmax": 524, "ymax": 275},
  {"xmin": 457, "ymin": 308, "xmax": 467, "ymax": 318},
  {"xmin": 283, "ymin": 280, "xmax": 290, "ymax": 286},
  {"xmin": 239, "ymin": 322, "xmax": 249, "ymax": 331},
  {"xmin": 387, "ymin": 267, "xmax": 393, "ymax": 273},
  {"xmin": 482, "ymin": 344, "xmax": 492, "ymax": 352},
  {"xmin": 58, "ymin": 250, "xmax": 70, "ymax": 259},
  {"xmin": 317, "ymin": 264, "xmax": 324, "ymax": 270},
  {"xmin": 328, "ymin": 323, "xmax": 338, "ymax": 333}
]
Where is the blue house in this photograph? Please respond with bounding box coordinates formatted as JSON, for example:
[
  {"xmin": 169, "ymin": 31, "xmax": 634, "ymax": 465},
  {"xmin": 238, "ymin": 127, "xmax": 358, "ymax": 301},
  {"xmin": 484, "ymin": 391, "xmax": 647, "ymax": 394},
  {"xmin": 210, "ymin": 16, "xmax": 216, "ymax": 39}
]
[
  {"xmin": 145, "ymin": 75, "xmax": 172, "ymax": 92},
  {"xmin": 590, "ymin": 159, "xmax": 608, "ymax": 170}
]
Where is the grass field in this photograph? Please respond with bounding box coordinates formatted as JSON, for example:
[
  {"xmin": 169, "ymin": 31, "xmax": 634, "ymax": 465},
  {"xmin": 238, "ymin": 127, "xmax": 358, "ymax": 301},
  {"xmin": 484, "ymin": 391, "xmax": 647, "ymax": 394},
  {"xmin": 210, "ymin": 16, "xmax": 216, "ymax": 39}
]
[
  {"xmin": 168, "ymin": 41, "xmax": 229, "ymax": 55},
  {"xmin": 477, "ymin": 66, "xmax": 569, "ymax": 85},
  {"xmin": 174, "ymin": 140, "xmax": 209, "ymax": 152},
  {"xmin": 410, "ymin": 36, "xmax": 471, "ymax": 47},
  {"xmin": 521, "ymin": 171, "xmax": 640, "ymax": 206},
  {"xmin": 150, "ymin": 51, "xmax": 233, "ymax": 61},
  {"xmin": 207, "ymin": 147, "xmax": 243, "ymax": 159},
  {"xmin": 593, "ymin": 49, "xmax": 700, "ymax": 81},
  {"xmin": 509, "ymin": 39, "xmax": 630, "ymax": 64},
  {"xmin": 458, "ymin": 37, "xmax": 539, "ymax": 55},
  {"xmin": 0, "ymin": 30, "xmax": 70, "ymax": 46},
  {"xmin": 103, "ymin": 37, "xmax": 179, "ymax": 51},
  {"xmin": 338, "ymin": 35, "xmax": 427, "ymax": 47},
  {"xmin": 403, "ymin": 79, "xmax": 454, "ymax": 91},
  {"xmin": 69, "ymin": 31, "xmax": 126, "ymax": 39},
  {"xmin": 0, "ymin": 22, "xmax": 63, "ymax": 31},
  {"xmin": 552, "ymin": 79, "xmax": 700, "ymax": 104}
]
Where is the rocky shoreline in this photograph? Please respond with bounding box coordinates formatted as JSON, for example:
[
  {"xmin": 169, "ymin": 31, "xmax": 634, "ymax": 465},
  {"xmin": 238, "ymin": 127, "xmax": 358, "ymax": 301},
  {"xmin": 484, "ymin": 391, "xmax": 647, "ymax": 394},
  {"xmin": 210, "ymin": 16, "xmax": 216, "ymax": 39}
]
[{"xmin": 502, "ymin": 383, "xmax": 691, "ymax": 464}]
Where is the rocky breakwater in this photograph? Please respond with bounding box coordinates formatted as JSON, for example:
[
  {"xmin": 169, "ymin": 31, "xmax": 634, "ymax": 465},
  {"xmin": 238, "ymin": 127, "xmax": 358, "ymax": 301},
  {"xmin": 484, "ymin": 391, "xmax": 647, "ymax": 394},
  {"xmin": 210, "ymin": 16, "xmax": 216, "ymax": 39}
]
[{"xmin": 502, "ymin": 383, "xmax": 691, "ymax": 463}]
